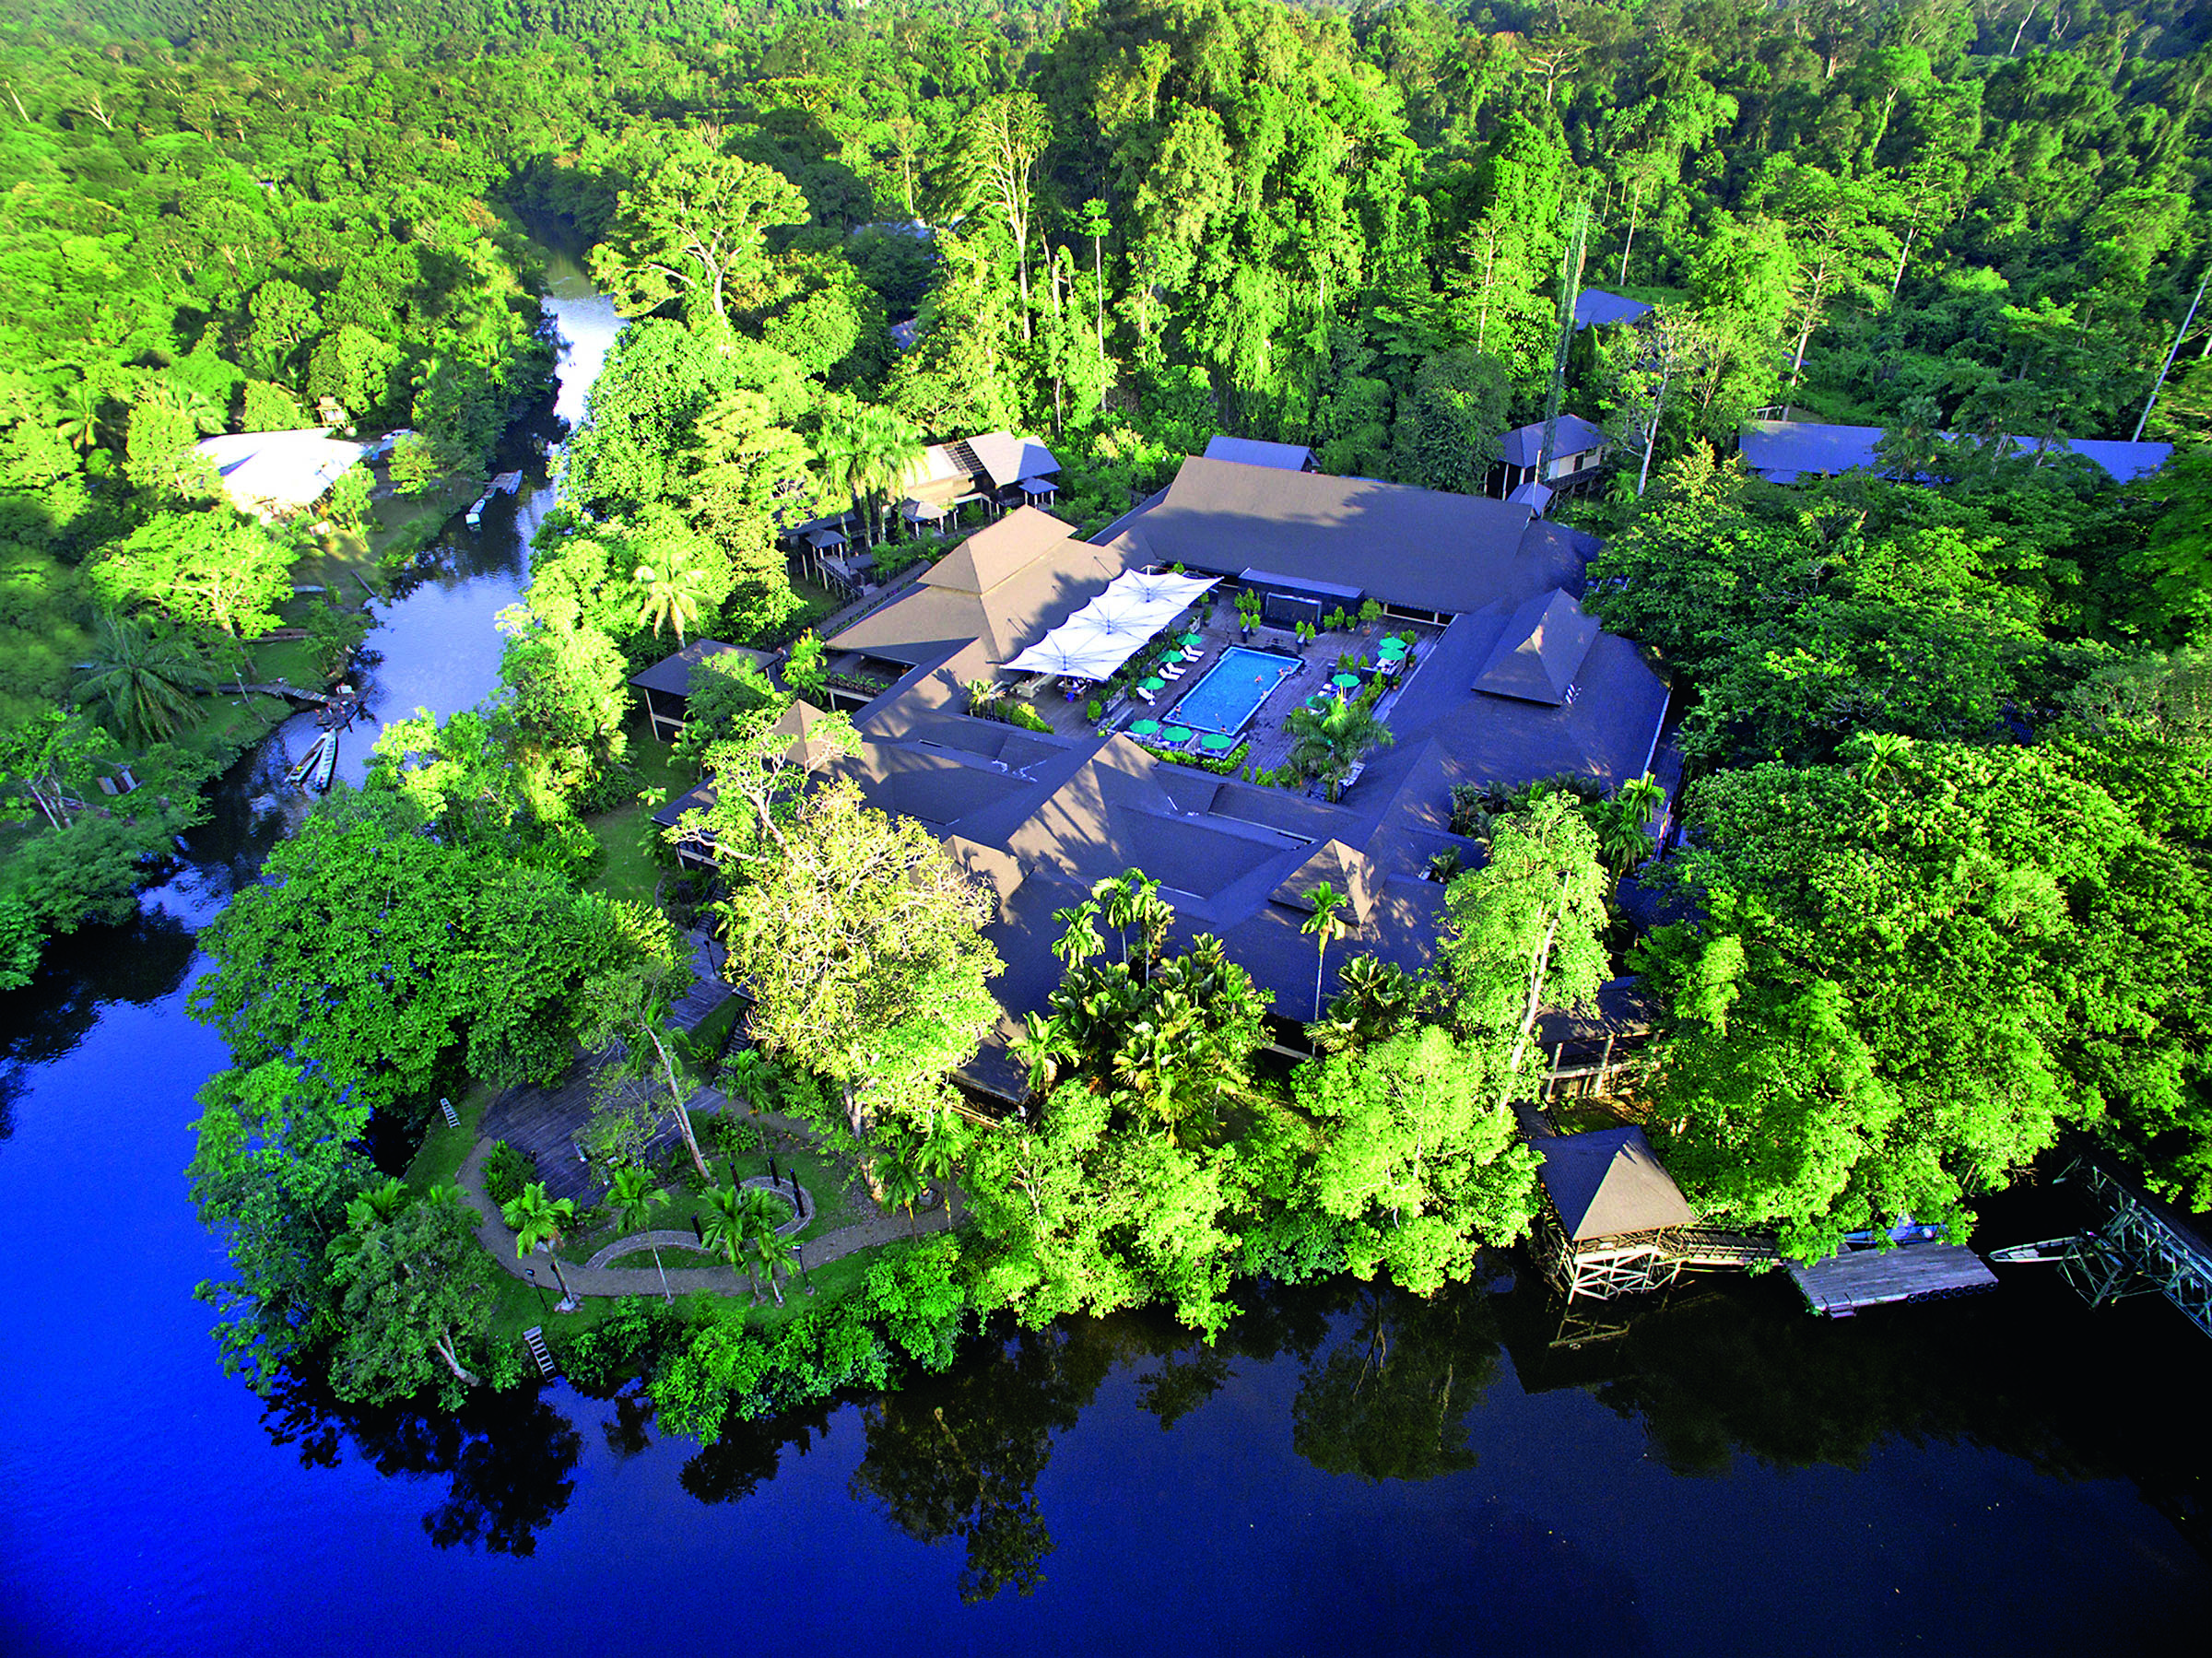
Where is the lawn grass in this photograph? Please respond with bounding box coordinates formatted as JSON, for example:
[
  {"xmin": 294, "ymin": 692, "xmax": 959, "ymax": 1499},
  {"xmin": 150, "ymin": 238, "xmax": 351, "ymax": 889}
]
[
  {"xmin": 582, "ymin": 716, "xmax": 692, "ymax": 904},
  {"xmin": 403, "ymin": 1083, "xmax": 494, "ymax": 1192},
  {"xmin": 180, "ymin": 691, "xmax": 296, "ymax": 765},
  {"xmin": 556, "ymin": 1141, "xmax": 861, "ymax": 1264}
]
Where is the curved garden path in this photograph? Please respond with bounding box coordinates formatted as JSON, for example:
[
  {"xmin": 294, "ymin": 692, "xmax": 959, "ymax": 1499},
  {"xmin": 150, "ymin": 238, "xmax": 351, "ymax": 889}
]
[{"xmin": 455, "ymin": 1134, "xmax": 961, "ymax": 1301}]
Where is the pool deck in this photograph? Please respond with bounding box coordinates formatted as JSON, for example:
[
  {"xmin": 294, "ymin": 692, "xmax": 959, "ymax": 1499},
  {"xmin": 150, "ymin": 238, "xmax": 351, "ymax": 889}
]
[
  {"xmin": 1104, "ymin": 615, "xmax": 1437, "ymax": 772},
  {"xmin": 1169, "ymin": 646, "xmax": 1302, "ymax": 735}
]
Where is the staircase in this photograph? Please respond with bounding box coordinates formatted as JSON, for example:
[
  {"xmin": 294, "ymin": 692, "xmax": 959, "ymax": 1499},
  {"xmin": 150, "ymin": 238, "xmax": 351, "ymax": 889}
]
[{"xmin": 522, "ymin": 1326, "xmax": 557, "ymax": 1379}]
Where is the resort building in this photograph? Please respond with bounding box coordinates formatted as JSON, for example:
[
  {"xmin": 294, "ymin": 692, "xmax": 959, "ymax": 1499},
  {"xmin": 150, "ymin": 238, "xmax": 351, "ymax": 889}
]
[
  {"xmin": 1739, "ymin": 418, "xmax": 2173, "ymax": 486},
  {"xmin": 726, "ymin": 454, "xmax": 1676, "ymax": 1100}
]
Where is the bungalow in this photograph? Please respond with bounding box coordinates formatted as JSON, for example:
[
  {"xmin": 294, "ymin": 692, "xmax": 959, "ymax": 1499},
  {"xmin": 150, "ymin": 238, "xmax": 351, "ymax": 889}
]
[
  {"xmin": 899, "ymin": 429, "xmax": 1063, "ymax": 528},
  {"xmin": 1496, "ymin": 415, "xmax": 1608, "ymax": 502},
  {"xmin": 1573, "ymin": 289, "xmax": 1654, "ymax": 331},
  {"xmin": 629, "ymin": 639, "xmax": 777, "ymax": 743}
]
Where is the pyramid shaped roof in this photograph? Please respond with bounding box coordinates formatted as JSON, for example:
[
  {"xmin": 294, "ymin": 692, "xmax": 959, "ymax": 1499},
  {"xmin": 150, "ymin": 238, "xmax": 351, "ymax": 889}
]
[
  {"xmin": 1474, "ymin": 589, "xmax": 1599, "ymax": 705},
  {"xmin": 922, "ymin": 506, "xmax": 1078, "ymax": 594},
  {"xmin": 1268, "ymin": 839, "xmax": 1377, "ymax": 923},
  {"xmin": 1537, "ymin": 1126, "xmax": 1696, "ymax": 1242}
]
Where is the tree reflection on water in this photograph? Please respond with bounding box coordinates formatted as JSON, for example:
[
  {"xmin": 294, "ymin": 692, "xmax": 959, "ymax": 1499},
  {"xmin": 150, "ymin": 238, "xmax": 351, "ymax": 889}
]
[
  {"xmin": 260, "ymin": 1369, "xmax": 583, "ymax": 1557},
  {"xmin": 251, "ymin": 1246, "xmax": 2212, "ymax": 1590}
]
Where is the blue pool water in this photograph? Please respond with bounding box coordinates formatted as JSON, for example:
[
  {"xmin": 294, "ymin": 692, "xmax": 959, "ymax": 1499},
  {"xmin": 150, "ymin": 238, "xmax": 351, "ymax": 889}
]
[{"xmin": 1169, "ymin": 647, "xmax": 1300, "ymax": 734}]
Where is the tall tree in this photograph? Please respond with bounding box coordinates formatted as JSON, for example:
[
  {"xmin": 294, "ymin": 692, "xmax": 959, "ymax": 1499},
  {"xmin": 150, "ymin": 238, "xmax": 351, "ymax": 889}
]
[
  {"xmin": 325, "ymin": 1187, "xmax": 500, "ymax": 1407},
  {"xmin": 1438, "ymin": 794, "xmax": 1611, "ymax": 1093},
  {"xmin": 965, "ymin": 93, "xmax": 1052, "ymax": 340},
  {"xmin": 714, "ymin": 778, "xmax": 1002, "ymax": 1174},
  {"xmin": 590, "ymin": 130, "xmax": 810, "ymax": 333}
]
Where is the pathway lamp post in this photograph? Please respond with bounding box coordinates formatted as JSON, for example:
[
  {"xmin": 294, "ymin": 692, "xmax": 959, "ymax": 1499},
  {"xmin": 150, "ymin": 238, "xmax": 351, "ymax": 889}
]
[
  {"xmin": 524, "ymin": 1265, "xmax": 549, "ymax": 1317},
  {"xmin": 792, "ymin": 1242, "xmax": 816, "ymax": 1296}
]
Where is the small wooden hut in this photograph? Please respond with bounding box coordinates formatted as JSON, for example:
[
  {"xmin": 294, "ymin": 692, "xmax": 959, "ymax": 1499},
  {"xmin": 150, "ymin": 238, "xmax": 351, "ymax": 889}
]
[{"xmin": 1530, "ymin": 1125, "xmax": 1700, "ymax": 1301}]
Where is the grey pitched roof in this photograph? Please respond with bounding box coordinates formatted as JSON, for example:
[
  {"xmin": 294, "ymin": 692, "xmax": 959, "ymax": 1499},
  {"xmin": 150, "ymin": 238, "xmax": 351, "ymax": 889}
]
[
  {"xmin": 963, "ymin": 431, "xmax": 1060, "ymax": 489},
  {"xmin": 1203, "ymin": 435, "xmax": 1315, "ymax": 471},
  {"xmin": 1124, "ymin": 457, "xmax": 1544, "ymax": 617},
  {"xmin": 1500, "ymin": 415, "xmax": 1607, "ymax": 469},
  {"xmin": 628, "ymin": 639, "xmax": 774, "ymax": 697},
  {"xmin": 830, "ymin": 514, "xmax": 1130, "ymax": 667},
  {"xmin": 1574, "ymin": 289, "xmax": 1653, "ymax": 330},
  {"xmin": 1473, "ymin": 590, "xmax": 1600, "ymax": 705},
  {"xmin": 1505, "ymin": 481, "xmax": 1553, "ymax": 513},
  {"xmin": 1740, "ymin": 420, "xmax": 2174, "ymax": 486},
  {"xmin": 1535, "ymin": 976, "xmax": 1661, "ymax": 1049},
  {"xmin": 1537, "ymin": 1126, "xmax": 1696, "ymax": 1241}
]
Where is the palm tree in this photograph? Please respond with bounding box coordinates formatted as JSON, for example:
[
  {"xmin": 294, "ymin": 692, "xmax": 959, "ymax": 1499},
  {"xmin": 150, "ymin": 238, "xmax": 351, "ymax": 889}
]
[
  {"xmin": 877, "ymin": 1142, "xmax": 929, "ymax": 1236},
  {"xmin": 76, "ymin": 613, "xmax": 214, "ymax": 743},
  {"xmin": 810, "ymin": 402, "xmax": 871, "ymax": 541},
  {"xmin": 735, "ymin": 1188, "xmax": 788, "ymax": 1307},
  {"xmin": 912, "ymin": 1117, "xmax": 969, "ymax": 1223},
  {"xmin": 1300, "ymin": 881, "xmax": 1353, "ymax": 1021},
  {"xmin": 606, "ymin": 1165, "xmax": 673, "ymax": 1304},
  {"xmin": 723, "ymin": 1047, "xmax": 779, "ymax": 1123},
  {"xmin": 699, "ymin": 1181, "xmax": 759, "ymax": 1301},
  {"xmin": 501, "ymin": 1182, "xmax": 582, "ymax": 1311},
  {"xmin": 854, "ymin": 406, "xmax": 926, "ymax": 544},
  {"xmin": 145, "ymin": 378, "xmax": 223, "ymax": 435},
  {"xmin": 633, "ymin": 559, "xmax": 709, "ymax": 645},
  {"xmin": 1286, "ymin": 696, "xmax": 1394, "ymax": 801},
  {"xmin": 54, "ymin": 379, "xmax": 104, "ymax": 452}
]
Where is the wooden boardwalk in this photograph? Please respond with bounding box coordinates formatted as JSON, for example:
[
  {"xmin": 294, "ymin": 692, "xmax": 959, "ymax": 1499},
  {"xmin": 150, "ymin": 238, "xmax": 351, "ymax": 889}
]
[
  {"xmin": 481, "ymin": 1065, "xmax": 606, "ymax": 1204},
  {"xmin": 668, "ymin": 929, "xmax": 733, "ymax": 1034},
  {"xmin": 1788, "ymin": 1242, "xmax": 1997, "ymax": 1318}
]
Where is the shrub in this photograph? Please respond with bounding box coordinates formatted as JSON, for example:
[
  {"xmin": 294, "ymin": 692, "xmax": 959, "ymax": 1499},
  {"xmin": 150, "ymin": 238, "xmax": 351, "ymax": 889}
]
[
  {"xmin": 1086, "ymin": 698, "xmax": 1102, "ymax": 722},
  {"xmin": 561, "ymin": 1298, "xmax": 681, "ymax": 1394},
  {"xmin": 481, "ymin": 1140, "xmax": 535, "ymax": 1207},
  {"xmin": 1359, "ymin": 599, "xmax": 1382, "ymax": 624}
]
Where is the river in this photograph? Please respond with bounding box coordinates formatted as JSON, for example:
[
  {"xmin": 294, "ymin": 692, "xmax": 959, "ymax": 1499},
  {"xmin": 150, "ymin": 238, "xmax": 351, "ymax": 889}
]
[{"xmin": 1, "ymin": 250, "xmax": 2207, "ymax": 1657}]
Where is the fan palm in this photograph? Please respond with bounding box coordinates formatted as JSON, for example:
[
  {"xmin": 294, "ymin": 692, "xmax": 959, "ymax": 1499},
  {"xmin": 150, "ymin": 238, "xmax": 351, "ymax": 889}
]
[
  {"xmin": 76, "ymin": 613, "xmax": 214, "ymax": 743},
  {"xmin": 606, "ymin": 1165, "xmax": 673, "ymax": 1304},
  {"xmin": 501, "ymin": 1182, "xmax": 582, "ymax": 1311},
  {"xmin": 54, "ymin": 379, "xmax": 106, "ymax": 452},
  {"xmin": 633, "ymin": 559, "xmax": 709, "ymax": 645}
]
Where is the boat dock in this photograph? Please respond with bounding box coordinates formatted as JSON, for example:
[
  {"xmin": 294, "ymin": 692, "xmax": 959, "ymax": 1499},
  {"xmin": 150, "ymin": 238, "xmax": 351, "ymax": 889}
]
[
  {"xmin": 1788, "ymin": 1241, "xmax": 1998, "ymax": 1318},
  {"xmin": 465, "ymin": 470, "xmax": 524, "ymax": 527}
]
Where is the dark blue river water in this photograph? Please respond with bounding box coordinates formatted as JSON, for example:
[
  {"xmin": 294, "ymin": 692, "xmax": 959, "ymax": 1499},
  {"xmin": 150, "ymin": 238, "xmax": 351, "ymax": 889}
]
[{"xmin": 2, "ymin": 263, "xmax": 2208, "ymax": 1658}]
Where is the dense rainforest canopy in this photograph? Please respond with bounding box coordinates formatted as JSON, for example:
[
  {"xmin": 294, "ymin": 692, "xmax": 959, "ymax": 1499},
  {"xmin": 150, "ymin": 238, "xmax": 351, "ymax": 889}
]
[{"xmin": 5, "ymin": 0, "xmax": 2212, "ymax": 1423}]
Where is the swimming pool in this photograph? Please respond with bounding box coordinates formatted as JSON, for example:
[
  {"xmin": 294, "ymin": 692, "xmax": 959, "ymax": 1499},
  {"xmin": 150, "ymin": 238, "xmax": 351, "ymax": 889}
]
[{"xmin": 1168, "ymin": 646, "xmax": 1300, "ymax": 735}]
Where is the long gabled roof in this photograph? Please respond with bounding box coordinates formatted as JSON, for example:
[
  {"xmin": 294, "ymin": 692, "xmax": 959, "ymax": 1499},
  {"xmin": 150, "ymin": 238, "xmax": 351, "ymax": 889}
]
[
  {"xmin": 1538, "ymin": 1126, "xmax": 1697, "ymax": 1241},
  {"xmin": 1124, "ymin": 457, "xmax": 1545, "ymax": 617},
  {"xmin": 1740, "ymin": 419, "xmax": 2174, "ymax": 486},
  {"xmin": 1203, "ymin": 435, "xmax": 1315, "ymax": 471},
  {"xmin": 628, "ymin": 639, "xmax": 774, "ymax": 697}
]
